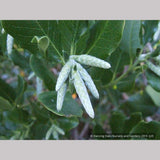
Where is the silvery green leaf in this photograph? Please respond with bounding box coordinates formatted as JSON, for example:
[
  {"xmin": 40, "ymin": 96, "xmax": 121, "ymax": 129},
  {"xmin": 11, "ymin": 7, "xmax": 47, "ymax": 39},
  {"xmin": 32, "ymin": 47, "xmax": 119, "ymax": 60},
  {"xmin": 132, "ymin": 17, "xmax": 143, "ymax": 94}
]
[
  {"xmin": 52, "ymin": 131, "xmax": 59, "ymax": 140},
  {"xmin": 73, "ymin": 70, "xmax": 95, "ymax": 118},
  {"xmin": 28, "ymin": 72, "xmax": 35, "ymax": 80},
  {"xmin": 36, "ymin": 77, "xmax": 43, "ymax": 96},
  {"xmin": 7, "ymin": 34, "xmax": 14, "ymax": 55},
  {"xmin": 146, "ymin": 61, "xmax": 160, "ymax": 77},
  {"xmin": 56, "ymin": 59, "xmax": 74, "ymax": 91},
  {"xmin": 76, "ymin": 62, "xmax": 99, "ymax": 99},
  {"xmin": 56, "ymin": 83, "xmax": 67, "ymax": 111},
  {"xmin": 45, "ymin": 126, "xmax": 53, "ymax": 140},
  {"xmin": 52, "ymin": 124, "xmax": 65, "ymax": 135},
  {"xmin": 70, "ymin": 55, "xmax": 111, "ymax": 69}
]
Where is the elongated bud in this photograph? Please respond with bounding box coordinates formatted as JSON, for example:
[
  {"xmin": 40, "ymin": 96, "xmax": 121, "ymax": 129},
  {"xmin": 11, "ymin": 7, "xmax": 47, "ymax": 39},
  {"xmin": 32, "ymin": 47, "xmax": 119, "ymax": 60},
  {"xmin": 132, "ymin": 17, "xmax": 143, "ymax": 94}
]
[
  {"xmin": 73, "ymin": 70, "xmax": 95, "ymax": 118},
  {"xmin": 70, "ymin": 55, "xmax": 111, "ymax": 69},
  {"xmin": 52, "ymin": 124, "xmax": 65, "ymax": 135},
  {"xmin": 36, "ymin": 77, "xmax": 43, "ymax": 96},
  {"xmin": 56, "ymin": 83, "xmax": 67, "ymax": 111},
  {"xmin": 146, "ymin": 61, "xmax": 160, "ymax": 77},
  {"xmin": 7, "ymin": 34, "xmax": 14, "ymax": 55},
  {"xmin": 56, "ymin": 59, "xmax": 73, "ymax": 91},
  {"xmin": 76, "ymin": 62, "xmax": 99, "ymax": 99},
  {"xmin": 45, "ymin": 126, "xmax": 53, "ymax": 140}
]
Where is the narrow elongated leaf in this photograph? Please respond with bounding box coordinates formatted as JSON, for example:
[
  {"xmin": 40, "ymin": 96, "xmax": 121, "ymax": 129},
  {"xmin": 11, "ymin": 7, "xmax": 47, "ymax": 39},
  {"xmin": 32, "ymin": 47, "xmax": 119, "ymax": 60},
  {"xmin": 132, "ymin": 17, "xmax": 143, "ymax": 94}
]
[
  {"xmin": 146, "ymin": 61, "xmax": 160, "ymax": 77},
  {"xmin": 146, "ymin": 69, "xmax": 160, "ymax": 92},
  {"xmin": 120, "ymin": 20, "xmax": 142, "ymax": 60},
  {"xmin": 30, "ymin": 55, "xmax": 56, "ymax": 90},
  {"xmin": 146, "ymin": 85, "xmax": 160, "ymax": 107}
]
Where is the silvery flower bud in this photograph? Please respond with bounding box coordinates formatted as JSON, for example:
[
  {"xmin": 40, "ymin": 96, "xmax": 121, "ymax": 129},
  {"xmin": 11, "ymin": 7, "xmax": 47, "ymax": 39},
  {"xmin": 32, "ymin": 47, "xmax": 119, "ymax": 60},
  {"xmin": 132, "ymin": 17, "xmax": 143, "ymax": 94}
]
[
  {"xmin": 52, "ymin": 124, "xmax": 65, "ymax": 135},
  {"xmin": 56, "ymin": 83, "xmax": 67, "ymax": 111},
  {"xmin": 56, "ymin": 59, "xmax": 74, "ymax": 91},
  {"xmin": 146, "ymin": 61, "xmax": 160, "ymax": 77},
  {"xmin": 76, "ymin": 62, "xmax": 99, "ymax": 99},
  {"xmin": 7, "ymin": 34, "xmax": 14, "ymax": 55},
  {"xmin": 70, "ymin": 55, "xmax": 111, "ymax": 69},
  {"xmin": 72, "ymin": 70, "xmax": 95, "ymax": 118}
]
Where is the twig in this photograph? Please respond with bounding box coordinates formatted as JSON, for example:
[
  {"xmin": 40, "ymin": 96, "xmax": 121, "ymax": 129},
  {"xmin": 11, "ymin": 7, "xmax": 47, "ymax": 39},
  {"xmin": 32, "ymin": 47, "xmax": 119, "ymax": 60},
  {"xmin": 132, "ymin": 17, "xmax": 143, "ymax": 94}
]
[
  {"xmin": 72, "ymin": 128, "xmax": 79, "ymax": 140},
  {"xmin": 79, "ymin": 123, "xmax": 89, "ymax": 139}
]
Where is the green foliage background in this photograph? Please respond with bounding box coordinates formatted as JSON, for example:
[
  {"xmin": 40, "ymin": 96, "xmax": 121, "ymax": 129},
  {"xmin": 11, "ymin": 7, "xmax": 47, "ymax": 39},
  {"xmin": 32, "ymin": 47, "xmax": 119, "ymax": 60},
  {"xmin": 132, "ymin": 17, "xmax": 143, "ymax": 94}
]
[{"xmin": 0, "ymin": 20, "xmax": 160, "ymax": 140}]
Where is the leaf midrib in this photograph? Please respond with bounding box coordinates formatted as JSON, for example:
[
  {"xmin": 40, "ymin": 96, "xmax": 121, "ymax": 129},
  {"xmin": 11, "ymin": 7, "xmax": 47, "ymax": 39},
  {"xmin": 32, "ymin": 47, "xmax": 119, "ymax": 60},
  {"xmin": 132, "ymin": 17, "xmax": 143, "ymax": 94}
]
[
  {"xmin": 35, "ymin": 21, "xmax": 65, "ymax": 64},
  {"xmin": 86, "ymin": 21, "xmax": 109, "ymax": 55}
]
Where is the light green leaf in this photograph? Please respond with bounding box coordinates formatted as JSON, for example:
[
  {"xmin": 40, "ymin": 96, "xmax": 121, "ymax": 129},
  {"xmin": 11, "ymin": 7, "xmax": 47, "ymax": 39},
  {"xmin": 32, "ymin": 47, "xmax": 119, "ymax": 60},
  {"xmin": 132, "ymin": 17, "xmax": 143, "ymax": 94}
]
[
  {"xmin": 38, "ymin": 91, "xmax": 83, "ymax": 117},
  {"xmin": 0, "ymin": 97, "xmax": 14, "ymax": 111},
  {"xmin": 2, "ymin": 20, "xmax": 63, "ymax": 62},
  {"xmin": 30, "ymin": 55, "xmax": 56, "ymax": 90},
  {"xmin": 146, "ymin": 85, "xmax": 160, "ymax": 107},
  {"xmin": 143, "ymin": 20, "xmax": 159, "ymax": 44},
  {"xmin": 108, "ymin": 47, "xmax": 130, "ymax": 74},
  {"xmin": 31, "ymin": 36, "xmax": 49, "ymax": 54},
  {"xmin": 58, "ymin": 117, "xmax": 79, "ymax": 132},
  {"xmin": 146, "ymin": 69, "xmax": 160, "ymax": 92},
  {"xmin": 59, "ymin": 21, "xmax": 89, "ymax": 55},
  {"xmin": 84, "ymin": 20, "xmax": 125, "ymax": 59},
  {"xmin": 120, "ymin": 20, "xmax": 142, "ymax": 60}
]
